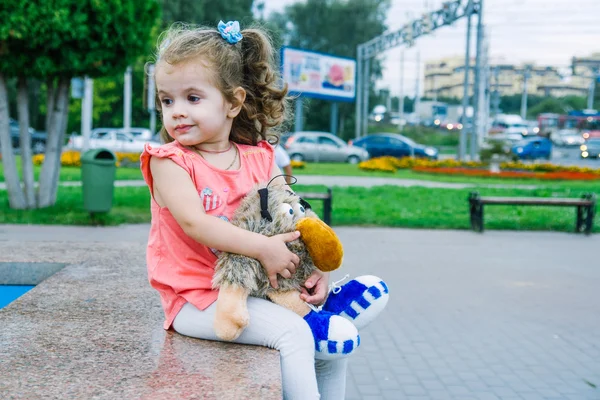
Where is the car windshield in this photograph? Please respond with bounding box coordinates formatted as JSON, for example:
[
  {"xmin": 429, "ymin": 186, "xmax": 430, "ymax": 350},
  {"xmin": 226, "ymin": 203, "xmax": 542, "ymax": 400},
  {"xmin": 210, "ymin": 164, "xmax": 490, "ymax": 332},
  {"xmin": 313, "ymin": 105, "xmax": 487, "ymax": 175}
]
[
  {"xmin": 371, "ymin": 134, "xmax": 416, "ymax": 147},
  {"xmin": 515, "ymin": 138, "xmax": 540, "ymax": 146}
]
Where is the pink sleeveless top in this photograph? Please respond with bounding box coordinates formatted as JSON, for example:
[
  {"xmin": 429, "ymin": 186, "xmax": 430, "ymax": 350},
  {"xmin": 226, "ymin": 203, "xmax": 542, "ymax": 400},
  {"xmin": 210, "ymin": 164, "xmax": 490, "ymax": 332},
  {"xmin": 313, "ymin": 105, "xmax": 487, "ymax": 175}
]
[{"xmin": 140, "ymin": 140, "xmax": 274, "ymax": 329}]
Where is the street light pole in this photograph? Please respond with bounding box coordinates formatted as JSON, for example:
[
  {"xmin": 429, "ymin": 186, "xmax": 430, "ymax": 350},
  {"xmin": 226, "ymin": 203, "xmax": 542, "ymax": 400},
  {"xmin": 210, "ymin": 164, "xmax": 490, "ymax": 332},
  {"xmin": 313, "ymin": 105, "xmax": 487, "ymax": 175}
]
[
  {"xmin": 399, "ymin": 50, "xmax": 405, "ymax": 132},
  {"xmin": 459, "ymin": 4, "xmax": 473, "ymax": 161}
]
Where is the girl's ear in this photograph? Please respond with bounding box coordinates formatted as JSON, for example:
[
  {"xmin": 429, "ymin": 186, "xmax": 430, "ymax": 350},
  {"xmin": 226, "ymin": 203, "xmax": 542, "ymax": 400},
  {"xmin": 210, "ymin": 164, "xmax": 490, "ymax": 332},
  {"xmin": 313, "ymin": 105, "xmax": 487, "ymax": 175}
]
[{"xmin": 228, "ymin": 87, "xmax": 246, "ymax": 118}]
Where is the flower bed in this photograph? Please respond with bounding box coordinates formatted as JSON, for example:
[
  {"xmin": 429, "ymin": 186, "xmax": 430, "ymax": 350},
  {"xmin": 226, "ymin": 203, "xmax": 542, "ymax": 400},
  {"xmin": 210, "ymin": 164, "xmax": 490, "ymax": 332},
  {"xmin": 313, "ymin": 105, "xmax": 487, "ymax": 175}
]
[
  {"xmin": 359, "ymin": 156, "xmax": 485, "ymax": 173},
  {"xmin": 290, "ymin": 160, "xmax": 305, "ymax": 169},
  {"xmin": 358, "ymin": 156, "xmax": 600, "ymax": 180},
  {"xmin": 412, "ymin": 166, "xmax": 600, "ymax": 180},
  {"xmin": 32, "ymin": 150, "xmax": 141, "ymax": 168}
]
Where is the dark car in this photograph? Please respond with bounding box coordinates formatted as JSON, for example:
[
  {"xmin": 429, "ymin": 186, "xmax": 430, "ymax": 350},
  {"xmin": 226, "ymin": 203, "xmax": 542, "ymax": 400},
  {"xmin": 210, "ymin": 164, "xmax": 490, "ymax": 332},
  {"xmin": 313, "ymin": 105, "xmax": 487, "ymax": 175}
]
[
  {"xmin": 9, "ymin": 118, "xmax": 47, "ymax": 154},
  {"xmin": 580, "ymin": 138, "xmax": 600, "ymax": 159},
  {"xmin": 349, "ymin": 133, "xmax": 439, "ymax": 160},
  {"xmin": 511, "ymin": 137, "xmax": 552, "ymax": 160}
]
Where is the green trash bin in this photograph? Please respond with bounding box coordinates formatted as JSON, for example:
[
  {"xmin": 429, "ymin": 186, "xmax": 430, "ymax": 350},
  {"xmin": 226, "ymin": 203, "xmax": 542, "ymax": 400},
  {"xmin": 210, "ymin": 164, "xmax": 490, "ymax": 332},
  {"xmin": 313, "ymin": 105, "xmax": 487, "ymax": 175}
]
[{"xmin": 81, "ymin": 148, "xmax": 117, "ymax": 213}]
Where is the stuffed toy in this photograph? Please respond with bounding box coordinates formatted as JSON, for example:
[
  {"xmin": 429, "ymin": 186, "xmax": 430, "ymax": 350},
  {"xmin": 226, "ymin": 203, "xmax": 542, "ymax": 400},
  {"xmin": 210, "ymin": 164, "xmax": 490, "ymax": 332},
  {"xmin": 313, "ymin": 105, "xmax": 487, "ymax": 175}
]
[{"xmin": 212, "ymin": 180, "xmax": 389, "ymax": 360}]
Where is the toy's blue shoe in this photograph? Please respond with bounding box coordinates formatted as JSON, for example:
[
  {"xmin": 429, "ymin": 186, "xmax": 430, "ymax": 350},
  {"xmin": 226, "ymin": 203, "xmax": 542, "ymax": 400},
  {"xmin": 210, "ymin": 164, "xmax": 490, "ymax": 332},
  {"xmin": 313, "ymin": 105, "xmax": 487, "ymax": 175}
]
[
  {"xmin": 303, "ymin": 309, "xmax": 360, "ymax": 360},
  {"xmin": 322, "ymin": 275, "xmax": 389, "ymax": 331}
]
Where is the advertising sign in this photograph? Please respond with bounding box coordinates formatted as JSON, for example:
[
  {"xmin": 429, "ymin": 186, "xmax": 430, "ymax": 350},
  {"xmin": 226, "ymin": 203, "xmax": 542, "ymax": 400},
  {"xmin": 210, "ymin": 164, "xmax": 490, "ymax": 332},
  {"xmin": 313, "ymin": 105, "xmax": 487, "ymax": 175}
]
[{"xmin": 281, "ymin": 47, "xmax": 356, "ymax": 102}]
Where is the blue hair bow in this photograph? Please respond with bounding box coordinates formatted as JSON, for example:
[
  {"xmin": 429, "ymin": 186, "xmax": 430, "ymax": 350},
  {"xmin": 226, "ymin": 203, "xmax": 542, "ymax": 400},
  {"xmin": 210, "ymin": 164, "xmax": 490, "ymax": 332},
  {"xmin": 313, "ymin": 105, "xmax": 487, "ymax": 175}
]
[{"xmin": 218, "ymin": 20, "xmax": 243, "ymax": 44}]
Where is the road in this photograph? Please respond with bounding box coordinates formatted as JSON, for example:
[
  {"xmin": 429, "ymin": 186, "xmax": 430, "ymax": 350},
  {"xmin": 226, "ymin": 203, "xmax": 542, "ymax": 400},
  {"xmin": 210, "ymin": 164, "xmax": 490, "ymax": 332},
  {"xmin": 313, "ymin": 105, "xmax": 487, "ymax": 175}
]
[{"xmin": 552, "ymin": 145, "xmax": 599, "ymax": 167}]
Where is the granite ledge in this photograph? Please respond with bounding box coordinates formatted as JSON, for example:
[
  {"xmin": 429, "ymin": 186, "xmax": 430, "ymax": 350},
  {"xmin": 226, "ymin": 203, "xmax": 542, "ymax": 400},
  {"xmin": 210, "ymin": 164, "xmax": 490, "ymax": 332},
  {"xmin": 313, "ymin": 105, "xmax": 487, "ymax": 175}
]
[{"xmin": 0, "ymin": 241, "xmax": 282, "ymax": 400}]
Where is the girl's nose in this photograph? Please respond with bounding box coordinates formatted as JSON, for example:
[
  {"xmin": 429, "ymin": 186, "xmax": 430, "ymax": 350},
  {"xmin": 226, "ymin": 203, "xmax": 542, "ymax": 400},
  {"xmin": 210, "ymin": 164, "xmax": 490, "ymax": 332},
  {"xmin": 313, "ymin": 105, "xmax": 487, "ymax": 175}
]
[{"xmin": 171, "ymin": 105, "xmax": 187, "ymax": 119}]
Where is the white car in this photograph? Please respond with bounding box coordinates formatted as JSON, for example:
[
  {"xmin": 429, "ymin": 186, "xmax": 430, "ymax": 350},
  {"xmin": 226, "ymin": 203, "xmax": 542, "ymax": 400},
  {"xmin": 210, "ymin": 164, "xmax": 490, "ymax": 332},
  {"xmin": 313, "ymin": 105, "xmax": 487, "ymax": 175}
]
[
  {"xmin": 550, "ymin": 129, "xmax": 585, "ymax": 147},
  {"xmin": 92, "ymin": 127, "xmax": 155, "ymax": 141},
  {"xmin": 67, "ymin": 129, "xmax": 160, "ymax": 153}
]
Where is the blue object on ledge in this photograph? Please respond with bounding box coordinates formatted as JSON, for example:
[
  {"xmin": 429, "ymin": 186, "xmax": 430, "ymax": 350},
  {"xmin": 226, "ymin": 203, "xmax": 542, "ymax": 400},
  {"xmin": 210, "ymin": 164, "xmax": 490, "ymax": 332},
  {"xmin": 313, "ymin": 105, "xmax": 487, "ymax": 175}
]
[{"xmin": 0, "ymin": 285, "xmax": 34, "ymax": 309}]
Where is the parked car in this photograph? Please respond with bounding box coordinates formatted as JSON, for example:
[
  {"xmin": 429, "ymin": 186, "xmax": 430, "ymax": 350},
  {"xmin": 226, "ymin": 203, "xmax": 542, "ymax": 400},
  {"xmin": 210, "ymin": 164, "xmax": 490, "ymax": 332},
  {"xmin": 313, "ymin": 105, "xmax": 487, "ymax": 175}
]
[
  {"xmin": 487, "ymin": 132, "xmax": 524, "ymax": 144},
  {"xmin": 8, "ymin": 118, "xmax": 47, "ymax": 154},
  {"xmin": 511, "ymin": 137, "xmax": 552, "ymax": 160},
  {"xmin": 91, "ymin": 127, "xmax": 154, "ymax": 141},
  {"xmin": 525, "ymin": 120, "xmax": 540, "ymax": 136},
  {"xmin": 283, "ymin": 131, "xmax": 369, "ymax": 163},
  {"xmin": 349, "ymin": 133, "xmax": 439, "ymax": 160},
  {"xmin": 580, "ymin": 139, "xmax": 600, "ymax": 159},
  {"xmin": 67, "ymin": 129, "xmax": 160, "ymax": 153},
  {"xmin": 550, "ymin": 129, "xmax": 585, "ymax": 147}
]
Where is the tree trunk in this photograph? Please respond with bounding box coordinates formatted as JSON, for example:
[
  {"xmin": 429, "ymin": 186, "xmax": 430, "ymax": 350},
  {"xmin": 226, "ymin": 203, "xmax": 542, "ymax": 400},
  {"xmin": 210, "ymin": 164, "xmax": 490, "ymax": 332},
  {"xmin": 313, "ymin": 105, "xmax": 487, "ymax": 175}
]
[
  {"xmin": 17, "ymin": 76, "xmax": 37, "ymax": 208},
  {"xmin": 38, "ymin": 77, "xmax": 70, "ymax": 208},
  {"xmin": 45, "ymin": 79, "xmax": 55, "ymax": 135},
  {"xmin": 0, "ymin": 73, "xmax": 26, "ymax": 209}
]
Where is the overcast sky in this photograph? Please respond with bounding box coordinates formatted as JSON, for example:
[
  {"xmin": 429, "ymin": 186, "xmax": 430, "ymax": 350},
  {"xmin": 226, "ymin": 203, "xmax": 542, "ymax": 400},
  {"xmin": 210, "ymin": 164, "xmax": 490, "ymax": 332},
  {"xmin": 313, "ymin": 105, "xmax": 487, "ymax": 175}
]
[{"xmin": 261, "ymin": 0, "xmax": 600, "ymax": 97}]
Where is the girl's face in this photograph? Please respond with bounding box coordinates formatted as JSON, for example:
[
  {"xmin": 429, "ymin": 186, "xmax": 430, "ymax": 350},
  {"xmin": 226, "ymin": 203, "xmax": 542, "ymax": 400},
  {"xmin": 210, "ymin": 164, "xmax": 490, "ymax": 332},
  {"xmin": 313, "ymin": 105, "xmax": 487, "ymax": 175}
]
[{"xmin": 156, "ymin": 58, "xmax": 237, "ymax": 147}]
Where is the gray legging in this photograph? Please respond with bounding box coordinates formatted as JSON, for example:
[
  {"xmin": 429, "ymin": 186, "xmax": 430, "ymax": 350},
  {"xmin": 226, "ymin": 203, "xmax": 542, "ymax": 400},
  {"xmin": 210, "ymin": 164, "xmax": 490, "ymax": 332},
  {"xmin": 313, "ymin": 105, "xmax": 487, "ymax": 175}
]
[{"xmin": 173, "ymin": 298, "xmax": 348, "ymax": 400}]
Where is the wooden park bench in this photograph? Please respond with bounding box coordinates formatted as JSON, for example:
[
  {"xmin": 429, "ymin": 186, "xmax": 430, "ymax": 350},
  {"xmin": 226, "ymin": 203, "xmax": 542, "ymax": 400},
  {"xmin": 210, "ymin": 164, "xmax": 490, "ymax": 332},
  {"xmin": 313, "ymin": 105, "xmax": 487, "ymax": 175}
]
[
  {"xmin": 468, "ymin": 192, "xmax": 596, "ymax": 234},
  {"xmin": 297, "ymin": 187, "xmax": 333, "ymax": 225}
]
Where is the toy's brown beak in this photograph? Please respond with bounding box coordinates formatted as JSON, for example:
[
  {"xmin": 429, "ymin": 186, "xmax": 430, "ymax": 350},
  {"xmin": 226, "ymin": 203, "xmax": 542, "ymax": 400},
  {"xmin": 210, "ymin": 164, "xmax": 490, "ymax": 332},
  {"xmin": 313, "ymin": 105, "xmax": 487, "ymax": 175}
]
[{"xmin": 295, "ymin": 217, "xmax": 343, "ymax": 272}]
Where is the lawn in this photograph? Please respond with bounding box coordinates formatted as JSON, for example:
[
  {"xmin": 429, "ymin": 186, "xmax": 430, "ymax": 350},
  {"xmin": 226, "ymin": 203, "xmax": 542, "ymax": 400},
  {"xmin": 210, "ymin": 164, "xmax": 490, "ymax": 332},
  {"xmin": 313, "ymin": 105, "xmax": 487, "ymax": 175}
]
[
  {"xmin": 1, "ymin": 183, "xmax": 598, "ymax": 233},
  {"xmin": 2, "ymin": 159, "xmax": 598, "ymax": 190},
  {"xmin": 2, "ymin": 157, "xmax": 599, "ymax": 231}
]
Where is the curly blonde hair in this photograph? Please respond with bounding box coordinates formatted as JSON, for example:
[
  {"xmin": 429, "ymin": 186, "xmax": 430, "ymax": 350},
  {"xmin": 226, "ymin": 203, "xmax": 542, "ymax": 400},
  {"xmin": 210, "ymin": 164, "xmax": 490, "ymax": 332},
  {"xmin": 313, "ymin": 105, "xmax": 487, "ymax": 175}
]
[{"xmin": 152, "ymin": 23, "xmax": 289, "ymax": 146}]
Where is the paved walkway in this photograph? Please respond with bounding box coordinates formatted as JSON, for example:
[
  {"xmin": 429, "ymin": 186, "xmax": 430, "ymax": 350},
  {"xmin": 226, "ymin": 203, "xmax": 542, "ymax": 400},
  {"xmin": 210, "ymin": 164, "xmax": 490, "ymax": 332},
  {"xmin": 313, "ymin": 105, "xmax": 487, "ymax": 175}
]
[
  {"xmin": 1, "ymin": 224, "xmax": 598, "ymax": 399},
  {"xmin": 0, "ymin": 175, "xmax": 540, "ymax": 190}
]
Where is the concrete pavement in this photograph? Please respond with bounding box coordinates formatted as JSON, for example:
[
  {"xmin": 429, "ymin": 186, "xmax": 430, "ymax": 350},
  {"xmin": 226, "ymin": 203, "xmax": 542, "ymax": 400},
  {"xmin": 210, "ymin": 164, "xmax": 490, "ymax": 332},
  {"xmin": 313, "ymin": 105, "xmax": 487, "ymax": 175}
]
[
  {"xmin": 0, "ymin": 175, "xmax": 541, "ymax": 190},
  {"xmin": 1, "ymin": 224, "xmax": 598, "ymax": 399}
]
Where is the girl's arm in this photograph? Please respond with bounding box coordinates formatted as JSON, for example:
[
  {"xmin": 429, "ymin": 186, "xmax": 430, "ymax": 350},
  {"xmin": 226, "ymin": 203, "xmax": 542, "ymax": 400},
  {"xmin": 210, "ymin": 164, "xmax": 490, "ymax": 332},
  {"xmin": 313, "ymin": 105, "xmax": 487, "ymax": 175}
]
[{"xmin": 150, "ymin": 157, "xmax": 299, "ymax": 288}]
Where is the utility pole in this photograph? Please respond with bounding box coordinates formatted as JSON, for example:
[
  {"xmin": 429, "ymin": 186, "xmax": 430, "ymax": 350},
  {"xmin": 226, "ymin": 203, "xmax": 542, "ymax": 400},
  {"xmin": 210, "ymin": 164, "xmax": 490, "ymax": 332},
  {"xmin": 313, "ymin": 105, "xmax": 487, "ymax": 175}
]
[
  {"xmin": 493, "ymin": 66, "xmax": 500, "ymax": 117},
  {"xmin": 480, "ymin": 26, "xmax": 490, "ymax": 143},
  {"xmin": 415, "ymin": 50, "xmax": 421, "ymax": 123},
  {"xmin": 362, "ymin": 59, "xmax": 370, "ymax": 137},
  {"xmin": 470, "ymin": 0, "xmax": 484, "ymax": 160},
  {"xmin": 459, "ymin": 4, "xmax": 473, "ymax": 161},
  {"xmin": 588, "ymin": 67, "xmax": 599, "ymax": 110},
  {"xmin": 147, "ymin": 64, "xmax": 157, "ymax": 136},
  {"xmin": 355, "ymin": 46, "xmax": 363, "ymax": 139},
  {"xmin": 520, "ymin": 66, "xmax": 530, "ymax": 119},
  {"xmin": 81, "ymin": 77, "xmax": 94, "ymax": 151},
  {"xmin": 124, "ymin": 66, "xmax": 132, "ymax": 133},
  {"xmin": 399, "ymin": 50, "xmax": 405, "ymax": 132}
]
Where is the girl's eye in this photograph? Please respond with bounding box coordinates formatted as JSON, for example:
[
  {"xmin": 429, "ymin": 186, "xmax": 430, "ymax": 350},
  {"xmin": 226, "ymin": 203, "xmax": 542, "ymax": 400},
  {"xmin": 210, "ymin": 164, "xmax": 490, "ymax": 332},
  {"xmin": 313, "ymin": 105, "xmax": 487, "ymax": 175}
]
[
  {"xmin": 161, "ymin": 98, "xmax": 172, "ymax": 106},
  {"xmin": 293, "ymin": 203, "xmax": 306, "ymax": 217},
  {"xmin": 279, "ymin": 203, "xmax": 294, "ymax": 219},
  {"xmin": 188, "ymin": 95, "xmax": 200, "ymax": 102}
]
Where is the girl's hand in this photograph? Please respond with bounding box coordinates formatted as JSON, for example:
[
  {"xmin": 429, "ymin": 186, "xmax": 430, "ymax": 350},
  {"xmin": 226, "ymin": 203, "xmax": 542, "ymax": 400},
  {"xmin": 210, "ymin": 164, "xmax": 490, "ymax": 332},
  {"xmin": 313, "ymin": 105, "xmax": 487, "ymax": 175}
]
[
  {"xmin": 300, "ymin": 270, "xmax": 330, "ymax": 306},
  {"xmin": 258, "ymin": 231, "xmax": 301, "ymax": 289}
]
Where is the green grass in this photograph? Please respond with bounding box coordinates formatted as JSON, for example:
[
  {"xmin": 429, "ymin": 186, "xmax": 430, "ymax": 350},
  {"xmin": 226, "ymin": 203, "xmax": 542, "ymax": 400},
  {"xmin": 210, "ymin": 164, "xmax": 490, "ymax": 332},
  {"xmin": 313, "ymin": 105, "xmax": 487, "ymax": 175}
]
[
  {"xmin": 2, "ymin": 155, "xmax": 599, "ymax": 232},
  {"xmin": 1, "ymin": 184, "xmax": 598, "ymax": 233},
  {"xmin": 3, "ymin": 157, "xmax": 597, "ymax": 190}
]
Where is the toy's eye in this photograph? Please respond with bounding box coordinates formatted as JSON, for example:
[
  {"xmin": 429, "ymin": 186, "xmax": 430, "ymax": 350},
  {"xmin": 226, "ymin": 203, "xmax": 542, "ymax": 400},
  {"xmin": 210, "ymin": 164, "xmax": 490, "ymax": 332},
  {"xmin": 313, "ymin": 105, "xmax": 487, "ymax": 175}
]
[
  {"xmin": 279, "ymin": 203, "xmax": 294, "ymax": 218},
  {"xmin": 293, "ymin": 203, "xmax": 306, "ymax": 217}
]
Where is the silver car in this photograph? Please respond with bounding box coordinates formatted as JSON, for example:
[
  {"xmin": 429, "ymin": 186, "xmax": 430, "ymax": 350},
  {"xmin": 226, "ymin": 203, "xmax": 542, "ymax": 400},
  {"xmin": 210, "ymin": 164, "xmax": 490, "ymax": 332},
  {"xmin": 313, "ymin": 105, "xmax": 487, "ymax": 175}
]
[{"xmin": 283, "ymin": 131, "xmax": 369, "ymax": 163}]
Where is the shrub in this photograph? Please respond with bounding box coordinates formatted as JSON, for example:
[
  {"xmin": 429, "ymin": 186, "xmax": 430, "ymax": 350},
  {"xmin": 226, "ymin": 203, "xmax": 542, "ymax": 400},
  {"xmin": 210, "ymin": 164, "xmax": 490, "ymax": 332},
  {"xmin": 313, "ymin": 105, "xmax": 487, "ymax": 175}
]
[{"xmin": 32, "ymin": 150, "xmax": 141, "ymax": 168}]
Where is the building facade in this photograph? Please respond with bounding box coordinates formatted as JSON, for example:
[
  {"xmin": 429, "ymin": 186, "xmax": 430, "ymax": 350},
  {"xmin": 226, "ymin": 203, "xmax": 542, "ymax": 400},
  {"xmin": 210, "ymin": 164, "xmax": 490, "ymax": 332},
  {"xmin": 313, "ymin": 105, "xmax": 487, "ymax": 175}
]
[{"xmin": 423, "ymin": 56, "xmax": 592, "ymax": 99}]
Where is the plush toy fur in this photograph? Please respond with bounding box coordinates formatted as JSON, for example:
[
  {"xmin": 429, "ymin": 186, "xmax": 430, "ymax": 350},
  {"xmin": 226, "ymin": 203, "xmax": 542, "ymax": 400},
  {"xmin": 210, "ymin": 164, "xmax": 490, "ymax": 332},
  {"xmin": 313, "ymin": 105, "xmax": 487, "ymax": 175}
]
[{"xmin": 212, "ymin": 183, "xmax": 355, "ymax": 351}]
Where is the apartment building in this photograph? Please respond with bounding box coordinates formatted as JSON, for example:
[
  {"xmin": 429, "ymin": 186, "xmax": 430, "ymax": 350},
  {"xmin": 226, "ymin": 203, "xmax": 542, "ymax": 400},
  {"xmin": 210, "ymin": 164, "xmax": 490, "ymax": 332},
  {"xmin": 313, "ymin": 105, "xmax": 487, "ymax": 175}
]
[{"xmin": 423, "ymin": 56, "xmax": 590, "ymax": 99}]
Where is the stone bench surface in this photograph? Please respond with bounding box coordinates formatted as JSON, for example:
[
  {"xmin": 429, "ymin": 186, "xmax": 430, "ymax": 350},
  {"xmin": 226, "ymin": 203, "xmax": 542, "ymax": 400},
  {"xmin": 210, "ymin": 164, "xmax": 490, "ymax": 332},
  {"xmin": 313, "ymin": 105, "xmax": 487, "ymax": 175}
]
[{"xmin": 0, "ymin": 241, "xmax": 281, "ymax": 400}]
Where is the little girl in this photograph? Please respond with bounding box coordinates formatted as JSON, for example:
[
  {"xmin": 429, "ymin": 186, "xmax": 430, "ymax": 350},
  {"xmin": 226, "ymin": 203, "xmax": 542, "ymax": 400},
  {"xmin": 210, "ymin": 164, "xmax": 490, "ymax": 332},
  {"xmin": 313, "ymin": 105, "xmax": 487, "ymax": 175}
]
[{"xmin": 141, "ymin": 22, "xmax": 387, "ymax": 400}]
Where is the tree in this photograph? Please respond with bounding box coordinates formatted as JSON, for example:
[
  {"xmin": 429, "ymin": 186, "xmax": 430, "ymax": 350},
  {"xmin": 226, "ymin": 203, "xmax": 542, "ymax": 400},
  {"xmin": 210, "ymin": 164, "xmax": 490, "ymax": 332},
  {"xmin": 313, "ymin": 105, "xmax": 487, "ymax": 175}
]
[
  {"xmin": 0, "ymin": 0, "xmax": 160, "ymax": 209},
  {"xmin": 269, "ymin": 0, "xmax": 391, "ymax": 140},
  {"xmin": 62, "ymin": 0, "xmax": 258, "ymax": 142},
  {"xmin": 527, "ymin": 96, "xmax": 587, "ymax": 118},
  {"xmin": 160, "ymin": 0, "xmax": 256, "ymax": 26}
]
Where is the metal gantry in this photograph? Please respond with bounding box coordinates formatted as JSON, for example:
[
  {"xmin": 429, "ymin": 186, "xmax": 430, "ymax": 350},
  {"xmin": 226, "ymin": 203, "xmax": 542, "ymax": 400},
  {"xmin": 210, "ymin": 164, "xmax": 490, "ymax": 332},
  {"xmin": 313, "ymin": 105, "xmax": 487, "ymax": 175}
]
[{"xmin": 355, "ymin": 0, "xmax": 483, "ymax": 160}]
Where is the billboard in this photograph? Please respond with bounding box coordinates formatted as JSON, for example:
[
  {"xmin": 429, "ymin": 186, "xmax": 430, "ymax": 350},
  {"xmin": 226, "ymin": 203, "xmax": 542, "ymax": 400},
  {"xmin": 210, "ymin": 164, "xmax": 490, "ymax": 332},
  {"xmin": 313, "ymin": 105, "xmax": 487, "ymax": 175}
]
[{"xmin": 281, "ymin": 47, "xmax": 356, "ymax": 102}]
